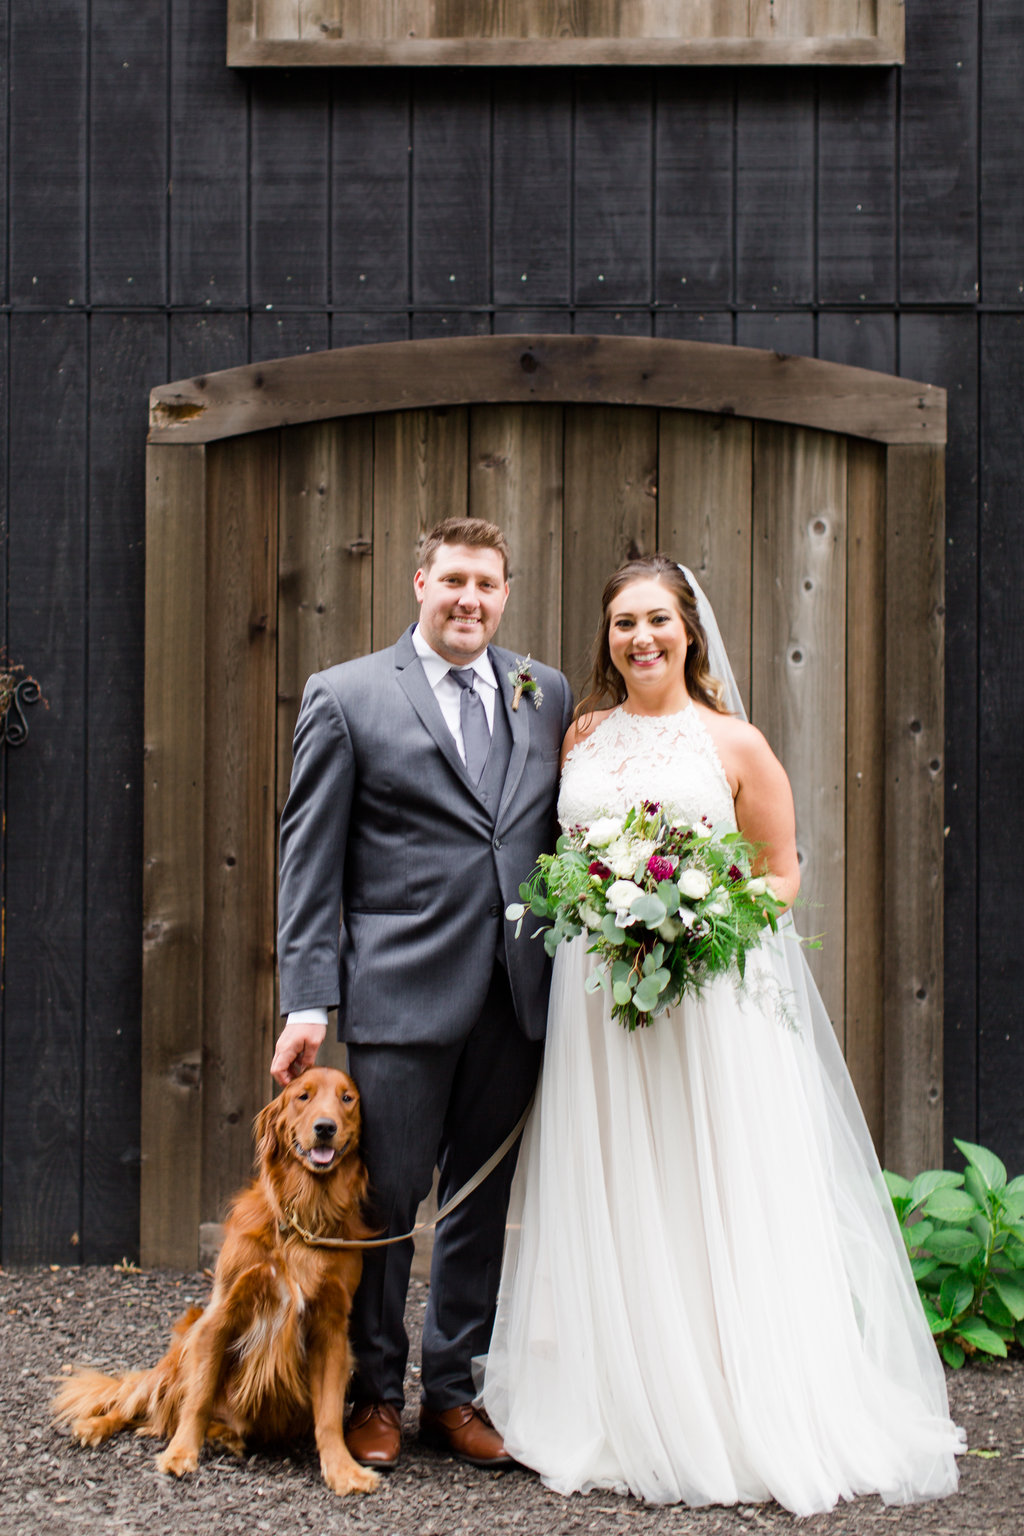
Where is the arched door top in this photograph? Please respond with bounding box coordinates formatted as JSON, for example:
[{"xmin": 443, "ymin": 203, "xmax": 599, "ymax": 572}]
[{"xmin": 148, "ymin": 334, "xmax": 946, "ymax": 447}]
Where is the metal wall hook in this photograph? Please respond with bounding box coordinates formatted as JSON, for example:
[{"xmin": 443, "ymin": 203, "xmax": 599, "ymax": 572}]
[{"xmin": 0, "ymin": 675, "xmax": 43, "ymax": 746}]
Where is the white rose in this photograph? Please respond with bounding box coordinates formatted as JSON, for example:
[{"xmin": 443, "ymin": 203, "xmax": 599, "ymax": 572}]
[
  {"xmin": 678, "ymin": 869, "xmax": 712, "ymax": 901},
  {"xmin": 605, "ymin": 879, "xmax": 644, "ymax": 926},
  {"xmin": 580, "ymin": 902, "xmax": 604, "ymax": 931},
  {"xmin": 706, "ymin": 896, "xmax": 731, "ymax": 917},
  {"xmin": 746, "ymin": 876, "xmax": 768, "ymax": 896},
  {"xmin": 611, "ymin": 849, "xmax": 640, "ymax": 878},
  {"xmin": 586, "ymin": 817, "xmax": 622, "ymax": 849}
]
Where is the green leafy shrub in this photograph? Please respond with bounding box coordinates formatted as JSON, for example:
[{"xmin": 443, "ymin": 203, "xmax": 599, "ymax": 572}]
[{"xmin": 884, "ymin": 1140, "xmax": 1024, "ymax": 1368}]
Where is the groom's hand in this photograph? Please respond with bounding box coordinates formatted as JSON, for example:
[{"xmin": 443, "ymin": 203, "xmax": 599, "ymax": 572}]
[{"xmin": 271, "ymin": 1021, "xmax": 327, "ymax": 1086}]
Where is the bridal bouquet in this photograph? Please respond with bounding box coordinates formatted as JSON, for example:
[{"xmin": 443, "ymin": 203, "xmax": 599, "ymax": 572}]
[{"xmin": 506, "ymin": 801, "xmax": 786, "ymax": 1032}]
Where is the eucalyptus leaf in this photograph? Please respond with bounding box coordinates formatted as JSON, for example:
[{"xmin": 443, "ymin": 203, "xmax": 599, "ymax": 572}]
[
  {"xmin": 631, "ymin": 894, "xmax": 668, "ymax": 927},
  {"xmin": 613, "ymin": 980, "xmax": 634, "ymax": 1007},
  {"xmin": 601, "ymin": 914, "xmax": 628, "ymax": 944}
]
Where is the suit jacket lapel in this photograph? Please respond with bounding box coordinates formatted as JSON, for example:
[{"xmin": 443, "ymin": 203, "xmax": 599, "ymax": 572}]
[{"xmin": 493, "ymin": 646, "xmax": 531, "ymax": 825}]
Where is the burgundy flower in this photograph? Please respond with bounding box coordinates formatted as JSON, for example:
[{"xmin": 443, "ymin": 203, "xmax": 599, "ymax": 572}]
[
  {"xmin": 728, "ymin": 863, "xmax": 743, "ymax": 883},
  {"xmin": 588, "ymin": 860, "xmax": 612, "ymax": 880},
  {"xmin": 642, "ymin": 799, "xmax": 661, "ymax": 815},
  {"xmin": 647, "ymin": 854, "xmax": 676, "ymax": 884}
]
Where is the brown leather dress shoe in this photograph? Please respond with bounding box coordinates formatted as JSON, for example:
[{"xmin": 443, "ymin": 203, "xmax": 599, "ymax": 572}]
[
  {"xmin": 346, "ymin": 1402, "xmax": 402, "ymax": 1469},
  {"xmin": 419, "ymin": 1402, "xmax": 515, "ymax": 1468}
]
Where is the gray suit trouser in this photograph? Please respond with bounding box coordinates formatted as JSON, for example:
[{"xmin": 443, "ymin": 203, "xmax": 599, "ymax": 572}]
[{"xmin": 345, "ymin": 962, "xmax": 543, "ymax": 1411}]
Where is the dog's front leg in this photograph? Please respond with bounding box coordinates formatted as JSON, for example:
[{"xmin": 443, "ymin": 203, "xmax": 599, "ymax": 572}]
[
  {"xmin": 155, "ymin": 1302, "xmax": 232, "ymax": 1478},
  {"xmin": 308, "ymin": 1283, "xmax": 379, "ymax": 1496}
]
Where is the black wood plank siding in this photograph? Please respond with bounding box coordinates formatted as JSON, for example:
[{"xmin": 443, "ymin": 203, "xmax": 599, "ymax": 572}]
[{"xmin": 0, "ymin": 0, "xmax": 1017, "ymax": 1261}]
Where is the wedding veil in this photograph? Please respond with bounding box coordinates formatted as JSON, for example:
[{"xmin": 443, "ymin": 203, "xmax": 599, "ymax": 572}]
[{"xmin": 678, "ymin": 563, "xmax": 958, "ymax": 1441}]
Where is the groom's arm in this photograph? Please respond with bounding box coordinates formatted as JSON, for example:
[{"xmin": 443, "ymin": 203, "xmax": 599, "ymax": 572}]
[{"xmin": 275, "ymin": 673, "xmax": 356, "ymax": 1066}]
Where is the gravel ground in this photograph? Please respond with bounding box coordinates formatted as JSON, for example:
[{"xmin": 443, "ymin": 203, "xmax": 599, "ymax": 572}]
[{"xmin": 1, "ymin": 1263, "xmax": 1021, "ymax": 1536}]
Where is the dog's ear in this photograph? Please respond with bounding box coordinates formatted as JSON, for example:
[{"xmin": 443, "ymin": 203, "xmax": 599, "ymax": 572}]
[{"xmin": 253, "ymin": 1097, "xmax": 284, "ymax": 1166}]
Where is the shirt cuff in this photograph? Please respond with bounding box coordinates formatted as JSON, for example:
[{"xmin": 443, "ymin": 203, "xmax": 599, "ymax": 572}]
[{"xmin": 287, "ymin": 1008, "xmax": 329, "ymax": 1028}]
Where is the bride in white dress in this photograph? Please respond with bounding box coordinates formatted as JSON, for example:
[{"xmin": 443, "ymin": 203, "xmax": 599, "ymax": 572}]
[{"xmin": 481, "ymin": 556, "xmax": 963, "ymax": 1515}]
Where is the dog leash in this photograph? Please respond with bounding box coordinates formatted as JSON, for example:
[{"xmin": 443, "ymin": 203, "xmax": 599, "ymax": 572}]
[{"xmin": 279, "ymin": 1092, "xmax": 535, "ymax": 1250}]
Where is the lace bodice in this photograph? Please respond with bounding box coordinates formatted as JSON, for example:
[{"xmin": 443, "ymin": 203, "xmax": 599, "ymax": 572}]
[{"xmin": 558, "ymin": 705, "xmax": 736, "ymax": 834}]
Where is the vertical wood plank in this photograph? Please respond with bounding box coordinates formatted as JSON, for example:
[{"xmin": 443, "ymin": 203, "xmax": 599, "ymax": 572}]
[
  {"xmin": 251, "ymin": 74, "xmax": 329, "ymax": 308},
  {"xmin": 250, "ymin": 313, "xmax": 331, "ymax": 361},
  {"xmin": 372, "ymin": 409, "xmax": 470, "ymax": 645},
  {"xmin": 884, "ymin": 444, "xmax": 945, "ymax": 1174},
  {"xmin": 202, "ymin": 435, "xmax": 280, "ymax": 1227},
  {"xmin": 278, "ymin": 420, "xmax": 373, "ymax": 1071},
  {"xmin": 574, "ymin": 73, "xmax": 653, "ymax": 306},
  {"xmin": 169, "ymin": 314, "xmax": 250, "ymax": 382},
  {"xmin": 843, "ymin": 439, "xmax": 887, "ymax": 1148},
  {"xmin": 572, "ymin": 310, "xmax": 652, "ymax": 337},
  {"xmin": 84, "ymin": 315, "xmax": 167, "ymax": 1264},
  {"xmin": 411, "ymin": 313, "xmax": 492, "ymax": 339},
  {"xmin": 751, "ymin": 424, "xmax": 847, "ymax": 1027},
  {"xmin": 170, "ymin": 0, "xmax": 249, "ymax": 306},
  {"xmin": 90, "ymin": 0, "xmax": 168, "ymax": 306},
  {"xmin": 9, "ymin": 0, "xmax": 87, "ymax": 304},
  {"xmin": 412, "ymin": 76, "xmax": 491, "ymax": 307},
  {"xmin": 900, "ymin": 0, "xmax": 978, "ymax": 303},
  {"xmin": 561, "ymin": 407, "xmax": 659, "ymax": 693},
  {"xmin": 493, "ymin": 311, "xmax": 573, "ymax": 336},
  {"xmin": 901, "ymin": 312, "xmax": 979, "ymax": 1161},
  {"xmin": 977, "ymin": 317, "xmax": 1024, "ymax": 1169},
  {"xmin": 468, "ymin": 404, "xmax": 564, "ymax": 666},
  {"xmin": 735, "ymin": 312, "xmax": 816, "ymax": 356},
  {"xmin": 331, "ymin": 313, "xmax": 411, "ymax": 348},
  {"xmin": 657, "ymin": 412, "xmax": 753, "ymax": 714},
  {"xmin": 736, "ymin": 74, "xmax": 815, "ymax": 306},
  {"xmin": 655, "ymin": 312, "xmax": 734, "ymax": 345},
  {"xmin": 817, "ymin": 68, "xmax": 896, "ymax": 305},
  {"xmin": 332, "ymin": 76, "xmax": 411, "ymax": 309},
  {"xmin": 141, "ymin": 443, "xmax": 207, "ymax": 1270},
  {"xmin": 2, "ymin": 316, "xmax": 88, "ymax": 1263},
  {"xmin": 493, "ymin": 73, "xmax": 572, "ymax": 307},
  {"xmin": 817, "ymin": 312, "xmax": 896, "ymax": 374},
  {"xmin": 980, "ymin": 1, "xmax": 1024, "ymax": 305},
  {"xmin": 654, "ymin": 70, "xmax": 735, "ymax": 306}
]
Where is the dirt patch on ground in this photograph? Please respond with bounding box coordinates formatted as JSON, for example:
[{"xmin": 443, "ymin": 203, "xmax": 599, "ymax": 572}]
[{"xmin": 1, "ymin": 1264, "xmax": 1020, "ymax": 1536}]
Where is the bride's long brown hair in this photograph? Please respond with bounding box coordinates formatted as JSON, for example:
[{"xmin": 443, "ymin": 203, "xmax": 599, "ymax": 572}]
[{"xmin": 575, "ymin": 555, "xmax": 730, "ymax": 725}]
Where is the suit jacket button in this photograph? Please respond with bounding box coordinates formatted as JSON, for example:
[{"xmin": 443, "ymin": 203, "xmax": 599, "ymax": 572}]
[
  {"xmin": 493, "ymin": 836, "xmax": 502, "ymax": 849},
  {"xmin": 489, "ymin": 904, "xmax": 500, "ymax": 917}
]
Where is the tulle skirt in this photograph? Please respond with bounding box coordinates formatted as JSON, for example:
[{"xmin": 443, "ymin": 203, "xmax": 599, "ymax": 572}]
[{"xmin": 481, "ymin": 931, "xmax": 964, "ymax": 1515}]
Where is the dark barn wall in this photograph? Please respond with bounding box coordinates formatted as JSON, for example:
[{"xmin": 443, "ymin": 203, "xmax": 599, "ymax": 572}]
[{"xmin": 0, "ymin": 0, "xmax": 1019, "ymax": 1262}]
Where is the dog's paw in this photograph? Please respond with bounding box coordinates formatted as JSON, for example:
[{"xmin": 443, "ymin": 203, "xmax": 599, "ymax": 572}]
[
  {"xmin": 322, "ymin": 1459, "xmax": 380, "ymax": 1496},
  {"xmin": 156, "ymin": 1443, "xmax": 199, "ymax": 1478},
  {"xmin": 70, "ymin": 1415, "xmax": 116, "ymax": 1448}
]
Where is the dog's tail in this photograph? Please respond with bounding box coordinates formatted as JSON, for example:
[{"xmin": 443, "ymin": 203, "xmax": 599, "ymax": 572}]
[{"xmin": 51, "ymin": 1304, "xmax": 205, "ymax": 1446}]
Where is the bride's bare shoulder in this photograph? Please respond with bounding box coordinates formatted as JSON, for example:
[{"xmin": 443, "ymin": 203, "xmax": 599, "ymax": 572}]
[{"xmin": 561, "ymin": 706, "xmax": 617, "ymax": 765}]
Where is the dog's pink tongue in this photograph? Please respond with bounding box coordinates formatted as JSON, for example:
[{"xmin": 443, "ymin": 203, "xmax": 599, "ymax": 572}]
[{"xmin": 310, "ymin": 1146, "xmax": 335, "ymax": 1166}]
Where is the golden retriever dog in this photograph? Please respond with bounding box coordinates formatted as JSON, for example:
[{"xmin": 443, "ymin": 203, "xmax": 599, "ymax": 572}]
[{"xmin": 52, "ymin": 1067, "xmax": 379, "ymax": 1496}]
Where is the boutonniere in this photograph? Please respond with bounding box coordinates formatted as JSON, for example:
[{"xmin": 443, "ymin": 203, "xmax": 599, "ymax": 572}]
[{"xmin": 508, "ymin": 656, "xmax": 544, "ymax": 712}]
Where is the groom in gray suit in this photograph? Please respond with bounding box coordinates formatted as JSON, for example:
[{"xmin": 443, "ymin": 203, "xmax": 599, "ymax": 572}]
[{"xmin": 271, "ymin": 517, "xmax": 573, "ymax": 1470}]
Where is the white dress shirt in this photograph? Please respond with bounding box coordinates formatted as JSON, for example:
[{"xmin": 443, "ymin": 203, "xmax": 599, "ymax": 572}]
[{"xmin": 287, "ymin": 627, "xmax": 498, "ymax": 1029}]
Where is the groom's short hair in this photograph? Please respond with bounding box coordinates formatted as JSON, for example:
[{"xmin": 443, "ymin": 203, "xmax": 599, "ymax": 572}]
[{"xmin": 420, "ymin": 517, "xmax": 510, "ymax": 581}]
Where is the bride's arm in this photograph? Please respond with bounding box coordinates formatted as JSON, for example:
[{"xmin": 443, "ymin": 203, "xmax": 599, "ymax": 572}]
[{"xmin": 717, "ymin": 718, "xmax": 800, "ymax": 910}]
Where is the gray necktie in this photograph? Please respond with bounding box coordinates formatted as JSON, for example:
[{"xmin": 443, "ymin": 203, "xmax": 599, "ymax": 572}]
[{"xmin": 449, "ymin": 667, "xmax": 491, "ymax": 782}]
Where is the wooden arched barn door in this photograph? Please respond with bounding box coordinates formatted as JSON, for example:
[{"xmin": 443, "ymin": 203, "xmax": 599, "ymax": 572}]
[{"xmin": 144, "ymin": 336, "xmax": 946, "ymax": 1266}]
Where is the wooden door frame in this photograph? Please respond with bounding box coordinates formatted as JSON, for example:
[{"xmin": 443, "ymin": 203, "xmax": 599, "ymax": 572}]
[{"xmin": 144, "ymin": 335, "xmax": 946, "ymax": 1265}]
